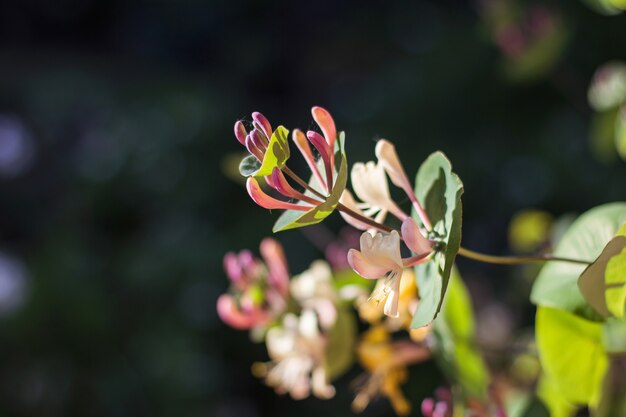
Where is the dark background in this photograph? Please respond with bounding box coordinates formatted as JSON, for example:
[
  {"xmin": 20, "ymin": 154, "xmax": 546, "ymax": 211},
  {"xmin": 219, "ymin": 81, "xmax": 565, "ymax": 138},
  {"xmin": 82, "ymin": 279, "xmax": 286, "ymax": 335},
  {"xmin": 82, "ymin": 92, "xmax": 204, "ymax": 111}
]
[{"xmin": 0, "ymin": 0, "xmax": 624, "ymax": 416}]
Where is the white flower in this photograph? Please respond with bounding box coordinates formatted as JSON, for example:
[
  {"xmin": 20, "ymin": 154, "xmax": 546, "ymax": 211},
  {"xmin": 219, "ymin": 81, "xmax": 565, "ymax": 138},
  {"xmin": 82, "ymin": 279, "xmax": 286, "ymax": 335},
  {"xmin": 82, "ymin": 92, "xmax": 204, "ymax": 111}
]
[
  {"xmin": 258, "ymin": 311, "xmax": 335, "ymax": 399},
  {"xmin": 290, "ymin": 261, "xmax": 337, "ymax": 330},
  {"xmin": 339, "ymin": 161, "xmax": 408, "ymax": 231}
]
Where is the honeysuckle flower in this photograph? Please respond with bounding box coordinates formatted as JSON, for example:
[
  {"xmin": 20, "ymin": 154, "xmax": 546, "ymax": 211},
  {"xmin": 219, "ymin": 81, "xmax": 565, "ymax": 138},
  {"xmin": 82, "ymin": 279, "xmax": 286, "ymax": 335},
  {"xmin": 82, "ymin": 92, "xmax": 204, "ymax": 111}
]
[
  {"xmin": 338, "ymin": 161, "xmax": 408, "ymax": 231},
  {"xmin": 375, "ymin": 140, "xmax": 432, "ymax": 230},
  {"xmin": 234, "ymin": 112, "xmax": 274, "ymax": 162},
  {"xmin": 240, "ymin": 107, "xmax": 348, "ymax": 229},
  {"xmin": 253, "ymin": 311, "xmax": 335, "ymax": 400},
  {"xmin": 358, "ymin": 269, "xmax": 416, "ymax": 327},
  {"xmin": 217, "ymin": 238, "xmax": 289, "ymax": 331},
  {"xmin": 352, "ymin": 325, "xmax": 431, "ymax": 416},
  {"xmin": 290, "ymin": 260, "xmax": 338, "ymax": 330},
  {"xmin": 348, "ymin": 222, "xmax": 432, "ymax": 318}
]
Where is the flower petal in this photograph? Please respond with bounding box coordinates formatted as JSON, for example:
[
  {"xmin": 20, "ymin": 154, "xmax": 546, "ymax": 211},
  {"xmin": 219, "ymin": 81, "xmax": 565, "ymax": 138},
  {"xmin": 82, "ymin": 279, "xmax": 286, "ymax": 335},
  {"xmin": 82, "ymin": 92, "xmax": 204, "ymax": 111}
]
[
  {"xmin": 234, "ymin": 121, "xmax": 248, "ymax": 145},
  {"xmin": 375, "ymin": 140, "xmax": 412, "ymax": 195},
  {"xmin": 246, "ymin": 177, "xmax": 311, "ymax": 211},
  {"xmin": 260, "ymin": 238, "xmax": 290, "ymax": 296},
  {"xmin": 292, "ymin": 129, "xmax": 326, "ymax": 190},
  {"xmin": 252, "ymin": 111, "xmax": 273, "ymax": 140},
  {"xmin": 338, "ymin": 190, "xmax": 373, "ymax": 230},
  {"xmin": 217, "ymin": 294, "xmax": 268, "ymax": 329},
  {"xmin": 401, "ymin": 218, "xmax": 433, "ymax": 255},
  {"xmin": 383, "ymin": 273, "xmax": 401, "ymax": 318},
  {"xmin": 348, "ymin": 248, "xmax": 392, "ymax": 279},
  {"xmin": 311, "ymin": 106, "xmax": 336, "ymax": 150}
]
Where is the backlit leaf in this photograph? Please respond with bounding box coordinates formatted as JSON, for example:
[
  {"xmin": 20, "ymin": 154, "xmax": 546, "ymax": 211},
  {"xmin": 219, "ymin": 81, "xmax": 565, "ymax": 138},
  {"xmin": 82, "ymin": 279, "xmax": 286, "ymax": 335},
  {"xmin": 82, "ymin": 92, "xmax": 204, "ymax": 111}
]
[{"xmin": 412, "ymin": 152, "xmax": 463, "ymax": 328}]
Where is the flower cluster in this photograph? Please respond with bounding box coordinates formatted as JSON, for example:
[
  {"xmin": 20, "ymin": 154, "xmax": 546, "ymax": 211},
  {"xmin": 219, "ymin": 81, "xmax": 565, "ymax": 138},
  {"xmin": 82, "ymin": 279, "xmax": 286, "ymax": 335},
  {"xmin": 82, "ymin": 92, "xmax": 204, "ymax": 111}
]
[{"xmin": 219, "ymin": 106, "xmax": 489, "ymax": 416}]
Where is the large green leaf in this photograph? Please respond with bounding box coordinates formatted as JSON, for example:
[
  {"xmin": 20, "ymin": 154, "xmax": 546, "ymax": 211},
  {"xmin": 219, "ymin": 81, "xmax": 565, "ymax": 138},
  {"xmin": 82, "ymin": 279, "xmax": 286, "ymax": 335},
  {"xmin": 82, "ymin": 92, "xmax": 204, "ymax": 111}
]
[
  {"xmin": 255, "ymin": 125, "xmax": 290, "ymax": 177},
  {"xmin": 324, "ymin": 306, "xmax": 356, "ymax": 380},
  {"xmin": 432, "ymin": 269, "xmax": 488, "ymax": 401},
  {"xmin": 578, "ymin": 231, "xmax": 626, "ymax": 318},
  {"xmin": 531, "ymin": 203, "xmax": 626, "ymax": 321},
  {"xmin": 536, "ymin": 307, "xmax": 608, "ymax": 406},
  {"xmin": 412, "ymin": 152, "xmax": 464, "ymax": 328},
  {"xmin": 606, "ymin": 244, "xmax": 626, "ymax": 318},
  {"xmin": 536, "ymin": 375, "xmax": 577, "ymax": 417},
  {"xmin": 272, "ymin": 135, "xmax": 348, "ymax": 232}
]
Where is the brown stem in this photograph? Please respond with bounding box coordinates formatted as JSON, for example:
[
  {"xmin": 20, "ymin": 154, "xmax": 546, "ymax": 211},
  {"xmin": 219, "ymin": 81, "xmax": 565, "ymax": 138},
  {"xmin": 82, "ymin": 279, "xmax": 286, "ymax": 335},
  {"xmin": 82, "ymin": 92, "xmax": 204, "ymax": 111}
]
[
  {"xmin": 281, "ymin": 166, "xmax": 393, "ymax": 233},
  {"xmin": 457, "ymin": 247, "xmax": 592, "ymax": 265}
]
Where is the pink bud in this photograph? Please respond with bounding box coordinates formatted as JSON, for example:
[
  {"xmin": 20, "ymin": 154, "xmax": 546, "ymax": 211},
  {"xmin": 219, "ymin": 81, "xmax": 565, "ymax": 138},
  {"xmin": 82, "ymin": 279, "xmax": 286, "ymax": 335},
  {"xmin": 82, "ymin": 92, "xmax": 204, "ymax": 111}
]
[
  {"xmin": 250, "ymin": 129, "xmax": 269, "ymax": 152},
  {"xmin": 234, "ymin": 121, "xmax": 248, "ymax": 145},
  {"xmin": 311, "ymin": 106, "xmax": 336, "ymax": 149},
  {"xmin": 245, "ymin": 134, "xmax": 264, "ymax": 161},
  {"xmin": 421, "ymin": 398, "xmax": 435, "ymax": 417},
  {"xmin": 246, "ymin": 177, "xmax": 311, "ymax": 211},
  {"xmin": 252, "ymin": 112, "xmax": 273, "ymax": 140}
]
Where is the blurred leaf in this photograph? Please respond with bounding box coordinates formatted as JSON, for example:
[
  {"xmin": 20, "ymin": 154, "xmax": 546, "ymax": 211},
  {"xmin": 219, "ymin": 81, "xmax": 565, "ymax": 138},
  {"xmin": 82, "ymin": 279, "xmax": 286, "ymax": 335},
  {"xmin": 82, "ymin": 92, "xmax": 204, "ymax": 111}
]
[
  {"xmin": 589, "ymin": 62, "xmax": 626, "ymax": 111},
  {"xmin": 536, "ymin": 307, "xmax": 608, "ymax": 406},
  {"xmin": 582, "ymin": 0, "xmax": 624, "ymax": 14},
  {"xmin": 589, "ymin": 109, "xmax": 619, "ymax": 164},
  {"xmin": 412, "ymin": 152, "xmax": 464, "ymax": 328},
  {"xmin": 615, "ymin": 106, "xmax": 626, "ymax": 161},
  {"xmin": 503, "ymin": 20, "xmax": 568, "ymax": 81},
  {"xmin": 255, "ymin": 125, "xmax": 290, "ymax": 177},
  {"xmin": 537, "ymin": 374, "xmax": 578, "ymax": 417},
  {"xmin": 508, "ymin": 209, "xmax": 553, "ymax": 253},
  {"xmin": 432, "ymin": 269, "xmax": 488, "ymax": 400},
  {"xmin": 531, "ymin": 203, "xmax": 626, "ymax": 320},
  {"xmin": 325, "ymin": 306, "xmax": 356, "ymax": 380}
]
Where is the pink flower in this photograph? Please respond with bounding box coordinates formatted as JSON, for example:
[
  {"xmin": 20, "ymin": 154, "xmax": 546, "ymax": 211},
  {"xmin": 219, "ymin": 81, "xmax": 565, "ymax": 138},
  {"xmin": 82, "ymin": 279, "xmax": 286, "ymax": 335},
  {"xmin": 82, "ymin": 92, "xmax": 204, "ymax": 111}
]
[
  {"xmin": 347, "ymin": 219, "xmax": 433, "ymax": 318},
  {"xmin": 217, "ymin": 238, "xmax": 289, "ymax": 331}
]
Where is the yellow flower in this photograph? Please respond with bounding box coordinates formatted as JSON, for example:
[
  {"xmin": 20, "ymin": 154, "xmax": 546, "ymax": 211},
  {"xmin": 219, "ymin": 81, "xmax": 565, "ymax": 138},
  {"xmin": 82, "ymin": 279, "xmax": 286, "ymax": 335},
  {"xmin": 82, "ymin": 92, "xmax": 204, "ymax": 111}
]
[{"xmin": 352, "ymin": 326, "xmax": 412, "ymax": 416}]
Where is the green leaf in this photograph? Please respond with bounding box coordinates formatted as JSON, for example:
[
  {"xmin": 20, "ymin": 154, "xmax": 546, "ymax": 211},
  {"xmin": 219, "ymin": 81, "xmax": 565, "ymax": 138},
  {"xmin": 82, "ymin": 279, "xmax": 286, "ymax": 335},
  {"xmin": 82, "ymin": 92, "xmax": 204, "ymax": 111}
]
[
  {"xmin": 324, "ymin": 306, "xmax": 356, "ymax": 380},
  {"xmin": 238, "ymin": 154, "xmax": 261, "ymax": 177},
  {"xmin": 432, "ymin": 269, "xmax": 488, "ymax": 400},
  {"xmin": 412, "ymin": 151, "xmax": 464, "ymax": 328},
  {"xmin": 537, "ymin": 375, "xmax": 577, "ymax": 417},
  {"xmin": 590, "ymin": 110, "xmax": 619, "ymax": 164},
  {"xmin": 536, "ymin": 307, "xmax": 608, "ymax": 406},
  {"xmin": 578, "ymin": 233, "xmax": 626, "ymax": 318},
  {"xmin": 606, "ymin": 244, "xmax": 626, "ymax": 318},
  {"xmin": 255, "ymin": 125, "xmax": 290, "ymax": 177},
  {"xmin": 272, "ymin": 149, "xmax": 348, "ymax": 232},
  {"xmin": 531, "ymin": 202, "xmax": 626, "ymax": 321},
  {"xmin": 616, "ymin": 107, "xmax": 626, "ymax": 161}
]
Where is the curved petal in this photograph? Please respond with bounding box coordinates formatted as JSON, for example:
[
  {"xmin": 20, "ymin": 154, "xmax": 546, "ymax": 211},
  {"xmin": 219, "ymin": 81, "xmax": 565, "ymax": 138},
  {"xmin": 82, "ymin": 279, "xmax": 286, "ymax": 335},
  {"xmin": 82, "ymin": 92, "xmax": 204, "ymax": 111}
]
[
  {"xmin": 383, "ymin": 273, "xmax": 402, "ymax": 318},
  {"xmin": 234, "ymin": 121, "xmax": 248, "ymax": 145},
  {"xmin": 252, "ymin": 111, "xmax": 273, "ymax": 140},
  {"xmin": 375, "ymin": 140, "xmax": 412, "ymax": 193},
  {"xmin": 348, "ymin": 249, "xmax": 392, "ymax": 279},
  {"xmin": 246, "ymin": 177, "xmax": 311, "ymax": 211},
  {"xmin": 260, "ymin": 238, "xmax": 290, "ymax": 296},
  {"xmin": 292, "ymin": 129, "xmax": 326, "ymax": 190},
  {"xmin": 312, "ymin": 106, "xmax": 336, "ymax": 149},
  {"xmin": 217, "ymin": 294, "xmax": 267, "ymax": 330},
  {"xmin": 401, "ymin": 218, "xmax": 433, "ymax": 255},
  {"xmin": 338, "ymin": 190, "xmax": 373, "ymax": 231}
]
